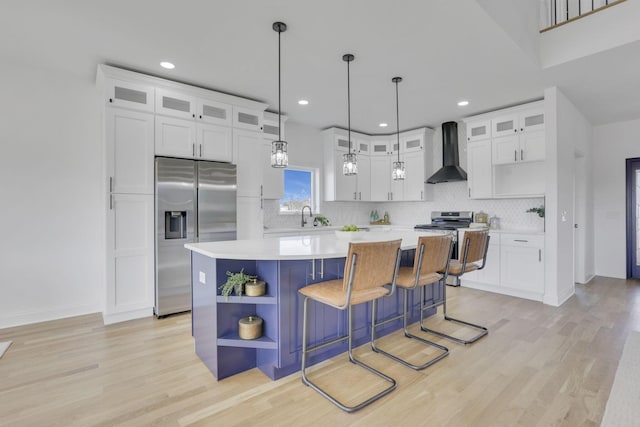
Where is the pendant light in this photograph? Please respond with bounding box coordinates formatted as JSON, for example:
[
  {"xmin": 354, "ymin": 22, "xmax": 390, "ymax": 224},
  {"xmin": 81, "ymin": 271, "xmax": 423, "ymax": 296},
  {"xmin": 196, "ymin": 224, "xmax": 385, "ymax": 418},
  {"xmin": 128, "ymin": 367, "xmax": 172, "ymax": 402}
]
[
  {"xmin": 271, "ymin": 22, "xmax": 288, "ymax": 168},
  {"xmin": 391, "ymin": 76, "xmax": 405, "ymax": 180},
  {"xmin": 342, "ymin": 54, "xmax": 357, "ymax": 176}
]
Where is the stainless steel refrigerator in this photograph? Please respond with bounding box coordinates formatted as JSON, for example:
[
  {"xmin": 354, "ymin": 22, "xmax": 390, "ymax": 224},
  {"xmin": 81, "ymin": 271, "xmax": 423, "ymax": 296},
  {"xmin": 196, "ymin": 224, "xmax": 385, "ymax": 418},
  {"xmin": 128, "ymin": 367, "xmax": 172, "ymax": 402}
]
[{"xmin": 155, "ymin": 157, "xmax": 237, "ymax": 316}]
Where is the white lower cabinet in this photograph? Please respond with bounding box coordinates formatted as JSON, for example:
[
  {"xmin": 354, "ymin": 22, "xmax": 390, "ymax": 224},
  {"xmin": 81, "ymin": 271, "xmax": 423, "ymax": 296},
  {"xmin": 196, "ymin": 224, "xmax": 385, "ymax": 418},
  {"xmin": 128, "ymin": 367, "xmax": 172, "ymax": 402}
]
[
  {"xmin": 105, "ymin": 193, "xmax": 155, "ymax": 323},
  {"xmin": 461, "ymin": 231, "xmax": 544, "ymax": 302}
]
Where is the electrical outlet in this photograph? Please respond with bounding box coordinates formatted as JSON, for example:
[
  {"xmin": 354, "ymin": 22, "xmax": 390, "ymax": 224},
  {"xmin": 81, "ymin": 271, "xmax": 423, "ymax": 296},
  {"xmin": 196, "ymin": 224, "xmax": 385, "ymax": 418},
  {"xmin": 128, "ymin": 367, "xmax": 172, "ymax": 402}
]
[{"xmin": 199, "ymin": 271, "xmax": 206, "ymax": 284}]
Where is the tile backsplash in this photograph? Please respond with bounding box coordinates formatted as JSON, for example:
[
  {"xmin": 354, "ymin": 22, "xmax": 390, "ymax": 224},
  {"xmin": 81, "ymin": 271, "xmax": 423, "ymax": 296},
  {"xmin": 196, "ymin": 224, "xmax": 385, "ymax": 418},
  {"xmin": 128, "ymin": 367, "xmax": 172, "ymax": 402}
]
[{"xmin": 264, "ymin": 181, "xmax": 545, "ymax": 232}]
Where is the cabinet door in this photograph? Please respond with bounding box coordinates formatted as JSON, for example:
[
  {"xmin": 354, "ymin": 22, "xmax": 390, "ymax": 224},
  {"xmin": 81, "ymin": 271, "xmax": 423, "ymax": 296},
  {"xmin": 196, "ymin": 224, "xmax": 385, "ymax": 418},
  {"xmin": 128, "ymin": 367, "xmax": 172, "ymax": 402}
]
[
  {"xmin": 155, "ymin": 116, "xmax": 196, "ymax": 158},
  {"xmin": 492, "ymin": 114, "xmax": 518, "ymax": 138},
  {"xmin": 156, "ymin": 89, "xmax": 197, "ymax": 120},
  {"xmin": 334, "ymin": 152, "xmax": 358, "ymax": 201},
  {"xmin": 519, "ymin": 108, "xmax": 544, "ymax": 133},
  {"xmin": 492, "ymin": 135, "xmax": 519, "ymax": 165},
  {"xmin": 467, "ymin": 140, "xmax": 492, "ymax": 199},
  {"xmin": 236, "ymin": 196, "xmax": 263, "ymax": 240},
  {"xmin": 500, "ymin": 237, "xmax": 544, "ymax": 295},
  {"xmin": 401, "ymin": 134, "xmax": 424, "ymax": 153},
  {"xmin": 370, "ymin": 156, "xmax": 391, "ymax": 201},
  {"xmin": 197, "ymin": 98, "xmax": 232, "ymax": 126},
  {"xmin": 466, "ymin": 120, "xmax": 491, "ymax": 142},
  {"xmin": 106, "ymin": 108, "xmax": 154, "ymax": 194},
  {"xmin": 370, "ymin": 139, "xmax": 391, "ymax": 156},
  {"xmin": 235, "ymin": 130, "xmax": 264, "ymax": 197},
  {"xmin": 356, "ymin": 154, "xmax": 371, "ymax": 201},
  {"xmin": 261, "ymin": 141, "xmax": 284, "ymax": 200},
  {"xmin": 403, "ymin": 151, "xmax": 425, "ymax": 201},
  {"xmin": 233, "ymin": 106, "xmax": 263, "ymax": 132},
  {"xmin": 197, "ymin": 123, "xmax": 233, "ymax": 162},
  {"xmin": 106, "ymin": 193, "xmax": 154, "ymax": 315},
  {"xmin": 520, "ymin": 130, "xmax": 545, "ymax": 162},
  {"xmin": 356, "ymin": 139, "xmax": 370, "ymax": 155},
  {"xmin": 106, "ymin": 80, "xmax": 155, "ymax": 113},
  {"xmin": 335, "ymin": 135, "xmax": 351, "ymax": 152}
]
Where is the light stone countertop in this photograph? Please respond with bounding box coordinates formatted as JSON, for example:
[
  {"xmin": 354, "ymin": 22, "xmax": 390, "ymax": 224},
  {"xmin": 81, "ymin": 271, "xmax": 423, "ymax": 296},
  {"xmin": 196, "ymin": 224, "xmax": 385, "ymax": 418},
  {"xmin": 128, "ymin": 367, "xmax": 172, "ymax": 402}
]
[{"xmin": 185, "ymin": 230, "xmax": 445, "ymax": 261}]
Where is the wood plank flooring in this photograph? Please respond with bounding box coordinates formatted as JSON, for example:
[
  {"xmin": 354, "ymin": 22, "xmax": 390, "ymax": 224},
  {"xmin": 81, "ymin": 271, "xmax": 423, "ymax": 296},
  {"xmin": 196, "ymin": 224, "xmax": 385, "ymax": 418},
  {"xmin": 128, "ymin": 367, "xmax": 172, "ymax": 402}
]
[{"xmin": 1, "ymin": 276, "xmax": 639, "ymax": 426}]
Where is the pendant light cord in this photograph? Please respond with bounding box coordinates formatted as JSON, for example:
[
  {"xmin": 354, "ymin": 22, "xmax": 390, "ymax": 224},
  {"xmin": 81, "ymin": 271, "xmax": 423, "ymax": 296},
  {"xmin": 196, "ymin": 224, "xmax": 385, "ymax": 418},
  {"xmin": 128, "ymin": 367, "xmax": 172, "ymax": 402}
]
[
  {"xmin": 278, "ymin": 29, "xmax": 282, "ymax": 142},
  {"xmin": 347, "ymin": 59, "xmax": 351, "ymax": 155},
  {"xmin": 395, "ymin": 79, "xmax": 400, "ymax": 162}
]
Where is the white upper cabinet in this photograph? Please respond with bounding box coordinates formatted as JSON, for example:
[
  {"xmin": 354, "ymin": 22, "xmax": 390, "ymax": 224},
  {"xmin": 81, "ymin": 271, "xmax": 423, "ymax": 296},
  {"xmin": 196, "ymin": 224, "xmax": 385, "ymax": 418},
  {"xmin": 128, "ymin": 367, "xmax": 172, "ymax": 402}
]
[
  {"xmin": 491, "ymin": 113, "xmax": 519, "ymax": 138},
  {"xmin": 491, "ymin": 106, "xmax": 545, "ymax": 165},
  {"xmin": 466, "ymin": 120, "xmax": 491, "ymax": 142},
  {"xmin": 197, "ymin": 98, "xmax": 232, "ymax": 126},
  {"xmin": 235, "ymin": 129, "xmax": 265, "ymax": 198},
  {"xmin": 233, "ymin": 106, "xmax": 263, "ymax": 132},
  {"xmin": 106, "ymin": 108, "xmax": 155, "ymax": 195},
  {"xmin": 198, "ymin": 123, "xmax": 233, "ymax": 162},
  {"xmin": 155, "ymin": 88, "xmax": 197, "ymax": 120},
  {"xmin": 106, "ymin": 80, "xmax": 155, "ymax": 113},
  {"xmin": 370, "ymin": 138, "xmax": 393, "ymax": 156},
  {"xmin": 466, "ymin": 139, "xmax": 493, "ymax": 199},
  {"xmin": 155, "ymin": 116, "xmax": 197, "ymax": 158}
]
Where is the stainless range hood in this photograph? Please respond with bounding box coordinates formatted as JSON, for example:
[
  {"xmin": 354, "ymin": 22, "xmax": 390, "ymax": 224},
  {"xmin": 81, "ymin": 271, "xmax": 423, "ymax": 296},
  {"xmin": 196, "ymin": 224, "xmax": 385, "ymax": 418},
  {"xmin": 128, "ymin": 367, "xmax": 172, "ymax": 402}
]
[{"xmin": 426, "ymin": 121, "xmax": 467, "ymax": 183}]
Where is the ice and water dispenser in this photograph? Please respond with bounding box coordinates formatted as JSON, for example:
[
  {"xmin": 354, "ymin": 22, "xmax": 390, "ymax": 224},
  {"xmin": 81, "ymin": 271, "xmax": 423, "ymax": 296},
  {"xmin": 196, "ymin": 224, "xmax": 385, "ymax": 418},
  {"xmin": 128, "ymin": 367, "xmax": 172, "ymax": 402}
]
[{"xmin": 165, "ymin": 211, "xmax": 187, "ymax": 239}]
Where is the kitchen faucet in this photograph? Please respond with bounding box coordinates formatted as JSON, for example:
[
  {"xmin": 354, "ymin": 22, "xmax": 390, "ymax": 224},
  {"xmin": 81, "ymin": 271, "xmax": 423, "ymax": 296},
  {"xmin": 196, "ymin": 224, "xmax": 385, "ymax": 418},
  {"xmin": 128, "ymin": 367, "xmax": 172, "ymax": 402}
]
[{"xmin": 301, "ymin": 205, "xmax": 313, "ymax": 227}]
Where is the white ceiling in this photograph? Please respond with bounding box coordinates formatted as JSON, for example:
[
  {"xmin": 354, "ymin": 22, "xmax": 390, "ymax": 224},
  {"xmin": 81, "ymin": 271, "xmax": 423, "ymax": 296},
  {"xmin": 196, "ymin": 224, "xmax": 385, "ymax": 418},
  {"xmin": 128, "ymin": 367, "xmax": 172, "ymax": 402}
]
[{"xmin": 2, "ymin": 0, "xmax": 638, "ymax": 132}]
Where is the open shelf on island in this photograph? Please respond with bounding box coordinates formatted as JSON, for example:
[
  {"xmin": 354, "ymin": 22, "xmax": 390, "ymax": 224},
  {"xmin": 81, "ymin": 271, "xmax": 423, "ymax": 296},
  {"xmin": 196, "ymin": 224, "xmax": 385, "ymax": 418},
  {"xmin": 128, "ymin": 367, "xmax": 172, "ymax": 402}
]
[
  {"xmin": 216, "ymin": 295, "xmax": 276, "ymax": 304},
  {"xmin": 217, "ymin": 333, "xmax": 277, "ymax": 349}
]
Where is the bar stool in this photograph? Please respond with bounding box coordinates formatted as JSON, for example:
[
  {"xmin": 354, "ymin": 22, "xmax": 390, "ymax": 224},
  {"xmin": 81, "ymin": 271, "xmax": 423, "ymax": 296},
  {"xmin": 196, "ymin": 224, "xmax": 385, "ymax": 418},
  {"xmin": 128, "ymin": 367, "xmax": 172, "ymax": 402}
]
[
  {"xmin": 371, "ymin": 234, "xmax": 453, "ymax": 370},
  {"xmin": 421, "ymin": 229, "xmax": 490, "ymax": 345},
  {"xmin": 298, "ymin": 239, "xmax": 402, "ymax": 413}
]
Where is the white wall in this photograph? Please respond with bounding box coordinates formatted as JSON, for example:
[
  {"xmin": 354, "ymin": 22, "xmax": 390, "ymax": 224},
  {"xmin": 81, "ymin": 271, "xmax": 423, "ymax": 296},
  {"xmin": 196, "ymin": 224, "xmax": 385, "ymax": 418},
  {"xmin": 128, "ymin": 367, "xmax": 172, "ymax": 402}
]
[
  {"xmin": 0, "ymin": 61, "xmax": 103, "ymax": 328},
  {"xmin": 593, "ymin": 118, "xmax": 640, "ymax": 278},
  {"xmin": 543, "ymin": 87, "xmax": 593, "ymax": 306}
]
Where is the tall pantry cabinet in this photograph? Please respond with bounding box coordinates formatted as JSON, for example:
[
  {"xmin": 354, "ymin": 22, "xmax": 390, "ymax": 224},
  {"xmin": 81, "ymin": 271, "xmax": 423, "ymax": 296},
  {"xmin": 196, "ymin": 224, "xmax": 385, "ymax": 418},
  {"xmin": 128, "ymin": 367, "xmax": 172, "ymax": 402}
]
[{"xmin": 99, "ymin": 65, "xmax": 269, "ymax": 324}]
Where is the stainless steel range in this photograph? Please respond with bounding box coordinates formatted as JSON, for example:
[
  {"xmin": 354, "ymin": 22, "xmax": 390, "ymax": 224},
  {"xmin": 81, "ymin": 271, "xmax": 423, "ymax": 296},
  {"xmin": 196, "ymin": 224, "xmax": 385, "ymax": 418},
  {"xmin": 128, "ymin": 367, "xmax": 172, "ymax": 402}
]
[{"xmin": 414, "ymin": 211, "xmax": 473, "ymax": 259}]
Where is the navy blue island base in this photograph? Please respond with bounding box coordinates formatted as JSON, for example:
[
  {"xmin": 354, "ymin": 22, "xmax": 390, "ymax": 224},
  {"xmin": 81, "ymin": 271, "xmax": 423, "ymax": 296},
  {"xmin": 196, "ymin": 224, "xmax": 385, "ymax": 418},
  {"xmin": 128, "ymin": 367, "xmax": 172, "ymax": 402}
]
[{"xmin": 191, "ymin": 249, "xmax": 444, "ymax": 381}]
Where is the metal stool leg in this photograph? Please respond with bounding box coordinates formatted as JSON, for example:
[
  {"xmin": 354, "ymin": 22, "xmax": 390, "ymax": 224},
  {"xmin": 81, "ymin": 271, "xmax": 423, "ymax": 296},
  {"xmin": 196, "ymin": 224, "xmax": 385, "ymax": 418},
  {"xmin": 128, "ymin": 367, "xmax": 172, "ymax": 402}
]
[
  {"xmin": 420, "ymin": 279, "xmax": 488, "ymax": 345},
  {"xmin": 370, "ymin": 288, "xmax": 448, "ymax": 370},
  {"xmin": 301, "ymin": 297, "xmax": 396, "ymax": 413}
]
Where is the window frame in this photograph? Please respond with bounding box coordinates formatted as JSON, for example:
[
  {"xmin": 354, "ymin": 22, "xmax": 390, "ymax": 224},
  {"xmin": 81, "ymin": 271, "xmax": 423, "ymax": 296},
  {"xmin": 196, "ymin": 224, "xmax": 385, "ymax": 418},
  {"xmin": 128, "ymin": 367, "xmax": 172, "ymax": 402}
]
[{"xmin": 278, "ymin": 166, "xmax": 319, "ymax": 215}]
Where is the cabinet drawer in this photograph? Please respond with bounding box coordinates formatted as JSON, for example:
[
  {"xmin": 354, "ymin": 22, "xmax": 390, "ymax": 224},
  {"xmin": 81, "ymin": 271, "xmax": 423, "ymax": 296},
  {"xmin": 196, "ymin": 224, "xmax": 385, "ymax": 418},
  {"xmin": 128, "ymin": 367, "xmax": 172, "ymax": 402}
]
[{"xmin": 500, "ymin": 234, "xmax": 544, "ymax": 247}]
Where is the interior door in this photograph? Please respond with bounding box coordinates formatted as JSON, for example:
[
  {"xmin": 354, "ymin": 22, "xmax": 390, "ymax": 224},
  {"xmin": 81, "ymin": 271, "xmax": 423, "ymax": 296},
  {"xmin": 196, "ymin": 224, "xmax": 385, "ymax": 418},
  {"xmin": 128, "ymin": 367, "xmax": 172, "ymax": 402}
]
[{"xmin": 627, "ymin": 158, "xmax": 640, "ymax": 279}]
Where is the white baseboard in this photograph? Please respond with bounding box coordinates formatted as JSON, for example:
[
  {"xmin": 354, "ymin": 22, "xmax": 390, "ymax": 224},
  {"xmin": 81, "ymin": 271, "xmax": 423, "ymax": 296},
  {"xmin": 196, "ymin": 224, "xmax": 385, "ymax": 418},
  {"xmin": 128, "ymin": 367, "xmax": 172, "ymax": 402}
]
[
  {"xmin": 0, "ymin": 304, "xmax": 101, "ymax": 329},
  {"xmin": 462, "ymin": 281, "xmax": 543, "ymax": 302},
  {"xmin": 102, "ymin": 307, "xmax": 154, "ymax": 325}
]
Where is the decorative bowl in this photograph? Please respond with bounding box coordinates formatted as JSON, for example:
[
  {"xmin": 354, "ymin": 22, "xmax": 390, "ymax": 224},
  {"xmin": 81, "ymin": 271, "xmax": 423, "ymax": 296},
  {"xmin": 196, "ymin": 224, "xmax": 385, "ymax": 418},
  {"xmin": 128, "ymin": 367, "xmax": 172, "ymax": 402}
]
[{"xmin": 334, "ymin": 230, "xmax": 363, "ymax": 241}]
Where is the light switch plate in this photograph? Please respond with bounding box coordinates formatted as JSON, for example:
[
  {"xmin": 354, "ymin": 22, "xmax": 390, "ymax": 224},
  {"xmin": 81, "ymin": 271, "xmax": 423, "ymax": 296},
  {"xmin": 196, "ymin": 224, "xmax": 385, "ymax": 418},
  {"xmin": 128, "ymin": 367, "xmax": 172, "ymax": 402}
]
[{"xmin": 199, "ymin": 271, "xmax": 206, "ymax": 284}]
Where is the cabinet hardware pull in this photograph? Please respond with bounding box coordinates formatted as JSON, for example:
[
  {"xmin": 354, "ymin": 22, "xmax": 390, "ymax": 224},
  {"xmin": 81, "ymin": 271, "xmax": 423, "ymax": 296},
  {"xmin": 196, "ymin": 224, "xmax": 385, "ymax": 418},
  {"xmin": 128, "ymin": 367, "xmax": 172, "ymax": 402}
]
[
  {"xmin": 319, "ymin": 259, "xmax": 324, "ymax": 279},
  {"xmin": 260, "ymin": 185, "xmax": 263, "ymax": 197},
  {"xmin": 521, "ymin": 127, "xmax": 524, "ymax": 132},
  {"xmin": 514, "ymin": 239, "xmax": 528, "ymax": 242},
  {"xmin": 514, "ymin": 129, "xmax": 517, "ymax": 133},
  {"xmin": 199, "ymin": 115, "xmax": 202, "ymax": 119},
  {"xmin": 514, "ymin": 150, "xmax": 517, "ymax": 162},
  {"xmin": 109, "ymin": 98, "xmax": 113, "ymax": 103},
  {"xmin": 354, "ymin": 192, "xmax": 357, "ymax": 200},
  {"xmin": 310, "ymin": 259, "xmax": 316, "ymax": 280},
  {"xmin": 192, "ymin": 144, "xmax": 195, "ymax": 156},
  {"xmin": 468, "ymin": 188, "xmax": 471, "ymax": 198},
  {"xmin": 539, "ymin": 249, "xmax": 541, "ymax": 262},
  {"xmin": 199, "ymin": 144, "xmax": 202, "ymax": 157},
  {"xmin": 390, "ymin": 192, "xmax": 393, "ymax": 201},
  {"xmin": 521, "ymin": 149, "xmax": 523, "ymax": 161},
  {"xmin": 192, "ymin": 113, "xmax": 195, "ymax": 118},
  {"xmin": 109, "ymin": 194, "xmax": 113, "ymax": 210},
  {"xmin": 421, "ymin": 190, "xmax": 423, "ymax": 200},
  {"xmin": 359, "ymin": 191, "xmax": 361, "ymax": 200},
  {"xmin": 109, "ymin": 176, "xmax": 113, "ymax": 193}
]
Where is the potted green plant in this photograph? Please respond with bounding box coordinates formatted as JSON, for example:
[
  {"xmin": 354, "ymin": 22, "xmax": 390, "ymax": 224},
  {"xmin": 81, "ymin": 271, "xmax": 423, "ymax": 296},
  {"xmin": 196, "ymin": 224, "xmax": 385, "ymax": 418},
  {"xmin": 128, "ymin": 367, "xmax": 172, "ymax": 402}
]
[
  {"xmin": 313, "ymin": 215, "xmax": 330, "ymax": 226},
  {"xmin": 219, "ymin": 269, "xmax": 257, "ymax": 299},
  {"xmin": 526, "ymin": 206, "xmax": 545, "ymax": 218}
]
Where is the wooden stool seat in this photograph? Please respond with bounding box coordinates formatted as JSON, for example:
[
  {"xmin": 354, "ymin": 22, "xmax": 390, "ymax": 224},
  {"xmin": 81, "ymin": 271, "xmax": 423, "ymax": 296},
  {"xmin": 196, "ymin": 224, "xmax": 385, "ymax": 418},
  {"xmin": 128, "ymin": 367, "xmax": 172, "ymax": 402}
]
[
  {"xmin": 395, "ymin": 268, "xmax": 443, "ymax": 289},
  {"xmin": 299, "ymin": 279, "xmax": 390, "ymax": 307},
  {"xmin": 446, "ymin": 260, "xmax": 479, "ymax": 276}
]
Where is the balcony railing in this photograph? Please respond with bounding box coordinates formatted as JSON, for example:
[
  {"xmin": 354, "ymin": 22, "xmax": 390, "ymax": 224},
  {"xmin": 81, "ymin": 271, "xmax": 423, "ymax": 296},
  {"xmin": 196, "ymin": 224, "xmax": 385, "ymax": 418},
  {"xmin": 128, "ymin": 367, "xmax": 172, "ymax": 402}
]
[{"xmin": 540, "ymin": 0, "xmax": 626, "ymax": 32}]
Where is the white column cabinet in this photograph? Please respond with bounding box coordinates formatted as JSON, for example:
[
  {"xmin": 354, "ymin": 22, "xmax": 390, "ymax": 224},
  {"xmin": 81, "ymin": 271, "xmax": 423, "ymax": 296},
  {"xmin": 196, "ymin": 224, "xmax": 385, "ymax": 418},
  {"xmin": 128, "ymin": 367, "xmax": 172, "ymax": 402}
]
[
  {"xmin": 105, "ymin": 107, "xmax": 155, "ymax": 323},
  {"xmin": 235, "ymin": 129, "xmax": 264, "ymax": 198},
  {"xmin": 236, "ymin": 197, "xmax": 264, "ymax": 240},
  {"xmin": 403, "ymin": 151, "xmax": 427, "ymax": 201}
]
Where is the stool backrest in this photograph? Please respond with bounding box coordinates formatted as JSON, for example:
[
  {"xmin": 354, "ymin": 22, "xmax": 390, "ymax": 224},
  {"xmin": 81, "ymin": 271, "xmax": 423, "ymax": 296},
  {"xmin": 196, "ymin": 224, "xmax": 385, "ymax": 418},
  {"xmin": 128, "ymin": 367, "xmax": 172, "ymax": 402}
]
[
  {"xmin": 460, "ymin": 230, "xmax": 489, "ymax": 264},
  {"xmin": 343, "ymin": 239, "xmax": 402, "ymax": 292},
  {"xmin": 413, "ymin": 234, "xmax": 453, "ymax": 277}
]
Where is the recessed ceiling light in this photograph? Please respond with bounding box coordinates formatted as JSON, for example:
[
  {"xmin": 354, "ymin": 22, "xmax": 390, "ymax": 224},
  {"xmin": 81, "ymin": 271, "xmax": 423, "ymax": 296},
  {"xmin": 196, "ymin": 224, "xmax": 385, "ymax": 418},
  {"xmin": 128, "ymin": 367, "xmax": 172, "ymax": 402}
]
[
  {"xmin": 379, "ymin": 123, "xmax": 388, "ymax": 127},
  {"xmin": 160, "ymin": 61, "xmax": 175, "ymax": 70},
  {"xmin": 457, "ymin": 100, "xmax": 469, "ymax": 106},
  {"xmin": 298, "ymin": 99, "xmax": 309, "ymax": 105}
]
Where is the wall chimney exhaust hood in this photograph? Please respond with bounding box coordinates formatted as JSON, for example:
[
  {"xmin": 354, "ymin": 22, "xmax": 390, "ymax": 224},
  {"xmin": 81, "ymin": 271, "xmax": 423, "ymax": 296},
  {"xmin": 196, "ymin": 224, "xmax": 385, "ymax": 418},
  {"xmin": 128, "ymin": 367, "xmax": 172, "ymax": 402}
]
[{"xmin": 426, "ymin": 121, "xmax": 467, "ymax": 183}]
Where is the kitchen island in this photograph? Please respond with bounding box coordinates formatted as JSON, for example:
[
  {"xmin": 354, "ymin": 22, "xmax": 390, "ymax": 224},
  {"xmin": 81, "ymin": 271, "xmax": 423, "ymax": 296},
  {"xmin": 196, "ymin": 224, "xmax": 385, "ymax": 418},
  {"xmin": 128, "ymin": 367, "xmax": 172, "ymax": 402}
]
[{"xmin": 185, "ymin": 230, "xmax": 444, "ymax": 380}]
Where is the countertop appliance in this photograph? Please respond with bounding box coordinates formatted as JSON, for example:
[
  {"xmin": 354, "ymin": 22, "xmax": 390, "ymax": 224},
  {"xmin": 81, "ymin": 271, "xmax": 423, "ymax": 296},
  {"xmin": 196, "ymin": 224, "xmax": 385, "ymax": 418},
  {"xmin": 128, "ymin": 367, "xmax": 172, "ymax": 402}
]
[
  {"xmin": 155, "ymin": 157, "xmax": 237, "ymax": 317},
  {"xmin": 426, "ymin": 121, "xmax": 468, "ymax": 183},
  {"xmin": 414, "ymin": 211, "xmax": 474, "ymax": 259}
]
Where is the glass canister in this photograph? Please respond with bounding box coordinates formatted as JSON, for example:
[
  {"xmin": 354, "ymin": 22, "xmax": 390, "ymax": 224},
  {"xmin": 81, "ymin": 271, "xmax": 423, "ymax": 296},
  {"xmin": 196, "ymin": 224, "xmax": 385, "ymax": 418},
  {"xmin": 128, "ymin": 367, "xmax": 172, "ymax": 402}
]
[
  {"xmin": 475, "ymin": 211, "xmax": 488, "ymax": 224},
  {"xmin": 489, "ymin": 216, "xmax": 500, "ymax": 229}
]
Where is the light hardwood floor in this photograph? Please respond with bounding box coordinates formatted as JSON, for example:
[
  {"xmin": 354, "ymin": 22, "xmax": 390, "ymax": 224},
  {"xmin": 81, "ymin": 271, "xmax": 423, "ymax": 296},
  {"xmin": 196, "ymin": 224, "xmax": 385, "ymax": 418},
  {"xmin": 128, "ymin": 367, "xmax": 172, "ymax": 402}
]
[{"xmin": 1, "ymin": 276, "xmax": 639, "ymax": 426}]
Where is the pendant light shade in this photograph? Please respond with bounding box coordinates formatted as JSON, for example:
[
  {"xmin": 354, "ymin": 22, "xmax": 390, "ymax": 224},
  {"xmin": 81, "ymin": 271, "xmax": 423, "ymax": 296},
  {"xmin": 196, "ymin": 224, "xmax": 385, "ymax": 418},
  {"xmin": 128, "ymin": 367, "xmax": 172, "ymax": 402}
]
[
  {"xmin": 342, "ymin": 54, "xmax": 357, "ymax": 176},
  {"xmin": 391, "ymin": 76, "xmax": 405, "ymax": 181},
  {"xmin": 271, "ymin": 21, "xmax": 288, "ymax": 168}
]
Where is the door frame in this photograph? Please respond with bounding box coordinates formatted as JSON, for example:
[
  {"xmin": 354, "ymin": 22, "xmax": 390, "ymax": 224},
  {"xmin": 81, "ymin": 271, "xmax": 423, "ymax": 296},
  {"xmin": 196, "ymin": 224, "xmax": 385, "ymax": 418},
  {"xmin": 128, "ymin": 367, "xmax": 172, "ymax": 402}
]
[{"xmin": 626, "ymin": 158, "xmax": 640, "ymax": 279}]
